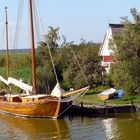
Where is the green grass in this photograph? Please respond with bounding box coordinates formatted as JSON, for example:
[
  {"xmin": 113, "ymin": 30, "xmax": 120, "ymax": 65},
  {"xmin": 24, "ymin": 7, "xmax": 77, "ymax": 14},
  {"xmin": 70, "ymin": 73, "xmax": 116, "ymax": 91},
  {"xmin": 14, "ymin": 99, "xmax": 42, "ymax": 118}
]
[{"xmin": 74, "ymin": 87, "xmax": 140, "ymax": 106}]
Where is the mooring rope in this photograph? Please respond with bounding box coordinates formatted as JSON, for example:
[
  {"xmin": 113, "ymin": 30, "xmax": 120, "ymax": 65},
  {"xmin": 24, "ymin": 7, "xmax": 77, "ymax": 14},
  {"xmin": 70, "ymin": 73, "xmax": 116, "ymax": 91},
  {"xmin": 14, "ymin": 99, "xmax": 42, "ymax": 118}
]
[{"xmin": 57, "ymin": 104, "xmax": 73, "ymax": 118}]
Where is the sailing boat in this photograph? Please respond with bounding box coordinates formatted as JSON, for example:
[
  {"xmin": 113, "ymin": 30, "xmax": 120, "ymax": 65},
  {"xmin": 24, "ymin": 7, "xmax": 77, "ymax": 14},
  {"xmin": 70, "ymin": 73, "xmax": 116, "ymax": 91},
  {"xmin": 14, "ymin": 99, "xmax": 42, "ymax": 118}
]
[{"xmin": 0, "ymin": 0, "xmax": 89, "ymax": 118}]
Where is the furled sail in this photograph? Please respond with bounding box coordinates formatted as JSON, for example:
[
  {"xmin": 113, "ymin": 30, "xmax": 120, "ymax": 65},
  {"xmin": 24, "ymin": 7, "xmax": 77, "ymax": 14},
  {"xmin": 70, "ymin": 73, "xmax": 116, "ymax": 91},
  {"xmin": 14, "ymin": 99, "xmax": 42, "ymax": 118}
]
[
  {"xmin": 51, "ymin": 82, "xmax": 65, "ymax": 98},
  {"xmin": 8, "ymin": 77, "xmax": 33, "ymax": 95},
  {"xmin": 0, "ymin": 75, "xmax": 9, "ymax": 85}
]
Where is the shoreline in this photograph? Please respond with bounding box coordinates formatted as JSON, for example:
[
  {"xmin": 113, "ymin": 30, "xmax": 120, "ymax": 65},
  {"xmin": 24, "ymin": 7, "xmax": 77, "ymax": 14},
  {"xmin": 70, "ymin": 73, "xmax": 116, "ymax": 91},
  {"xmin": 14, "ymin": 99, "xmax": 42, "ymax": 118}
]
[{"xmin": 67, "ymin": 103, "xmax": 139, "ymax": 117}]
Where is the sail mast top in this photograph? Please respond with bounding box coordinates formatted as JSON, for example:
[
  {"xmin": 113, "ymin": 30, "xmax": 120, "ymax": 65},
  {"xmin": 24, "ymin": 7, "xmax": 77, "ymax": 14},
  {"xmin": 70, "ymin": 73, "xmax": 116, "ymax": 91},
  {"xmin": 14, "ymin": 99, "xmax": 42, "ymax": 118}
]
[{"xmin": 29, "ymin": 0, "xmax": 36, "ymax": 95}]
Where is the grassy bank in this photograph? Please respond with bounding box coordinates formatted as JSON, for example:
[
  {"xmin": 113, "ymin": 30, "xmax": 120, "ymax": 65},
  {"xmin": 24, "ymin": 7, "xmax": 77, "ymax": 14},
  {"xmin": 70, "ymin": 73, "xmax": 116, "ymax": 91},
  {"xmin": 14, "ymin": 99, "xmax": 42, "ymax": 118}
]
[{"xmin": 75, "ymin": 87, "xmax": 140, "ymax": 106}]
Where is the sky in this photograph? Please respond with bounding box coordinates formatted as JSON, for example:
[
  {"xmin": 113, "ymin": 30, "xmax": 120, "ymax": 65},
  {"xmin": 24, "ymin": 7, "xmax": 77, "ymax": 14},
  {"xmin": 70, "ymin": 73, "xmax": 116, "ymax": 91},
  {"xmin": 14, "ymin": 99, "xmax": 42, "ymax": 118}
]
[{"xmin": 0, "ymin": 0, "xmax": 140, "ymax": 49}]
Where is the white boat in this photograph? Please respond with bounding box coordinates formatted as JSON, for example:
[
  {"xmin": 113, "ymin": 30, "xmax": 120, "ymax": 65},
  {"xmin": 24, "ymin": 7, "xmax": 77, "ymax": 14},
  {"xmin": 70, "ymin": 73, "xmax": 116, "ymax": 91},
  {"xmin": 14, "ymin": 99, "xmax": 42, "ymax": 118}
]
[{"xmin": 98, "ymin": 88, "xmax": 116, "ymax": 100}]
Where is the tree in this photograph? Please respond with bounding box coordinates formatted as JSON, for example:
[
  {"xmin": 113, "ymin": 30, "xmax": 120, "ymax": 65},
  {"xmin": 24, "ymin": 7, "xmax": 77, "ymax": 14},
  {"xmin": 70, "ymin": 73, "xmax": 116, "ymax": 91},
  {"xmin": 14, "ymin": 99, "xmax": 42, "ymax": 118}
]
[
  {"xmin": 35, "ymin": 25, "xmax": 104, "ymax": 92},
  {"xmin": 35, "ymin": 26, "xmax": 61, "ymax": 93},
  {"xmin": 44, "ymin": 26, "xmax": 60, "ymax": 50},
  {"xmin": 110, "ymin": 8, "xmax": 140, "ymax": 94},
  {"xmin": 63, "ymin": 42, "xmax": 103, "ymax": 89}
]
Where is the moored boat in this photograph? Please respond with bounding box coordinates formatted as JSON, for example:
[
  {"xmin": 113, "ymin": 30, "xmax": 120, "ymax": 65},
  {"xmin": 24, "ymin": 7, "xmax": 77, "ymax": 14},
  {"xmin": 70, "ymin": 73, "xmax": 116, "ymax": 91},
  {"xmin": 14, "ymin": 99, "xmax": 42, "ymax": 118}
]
[
  {"xmin": 0, "ymin": 76, "xmax": 89, "ymax": 118},
  {"xmin": 98, "ymin": 88, "xmax": 116, "ymax": 100},
  {"xmin": 0, "ymin": 95, "xmax": 69, "ymax": 118}
]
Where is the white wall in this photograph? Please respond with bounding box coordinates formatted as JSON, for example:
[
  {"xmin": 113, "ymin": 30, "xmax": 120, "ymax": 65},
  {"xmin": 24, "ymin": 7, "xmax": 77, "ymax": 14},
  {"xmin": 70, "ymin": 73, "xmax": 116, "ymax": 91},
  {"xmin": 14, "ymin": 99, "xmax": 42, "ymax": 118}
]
[{"xmin": 99, "ymin": 27, "xmax": 114, "ymax": 56}]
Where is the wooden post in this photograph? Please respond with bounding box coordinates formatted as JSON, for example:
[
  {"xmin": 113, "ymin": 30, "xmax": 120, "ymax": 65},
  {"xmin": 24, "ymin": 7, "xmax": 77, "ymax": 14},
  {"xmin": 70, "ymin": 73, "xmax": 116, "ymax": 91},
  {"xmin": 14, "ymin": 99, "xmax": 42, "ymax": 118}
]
[
  {"xmin": 131, "ymin": 98, "xmax": 134, "ymax": 105},
  {"xmin": 104, "ymin": 100, "xmax": 106, "ymax": 106},
  {"xmin": 81, "ymin": 102, "xmax": 83, "ymax": 108},
  {"xmin": 131, "ymin": 98, "xmax": 134, "ymax": 113},
  {"xmin": 68, "ymin": 104, "xmax": 73, "ymax": 120},
  {"xmin": 80, "ymin": 102, "xmax": 84, "ymax": 121}
]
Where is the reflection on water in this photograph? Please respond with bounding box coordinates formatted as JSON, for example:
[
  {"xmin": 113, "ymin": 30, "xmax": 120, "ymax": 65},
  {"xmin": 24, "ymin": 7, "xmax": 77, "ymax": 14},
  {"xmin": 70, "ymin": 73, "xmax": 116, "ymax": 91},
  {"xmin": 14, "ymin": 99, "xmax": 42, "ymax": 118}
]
[
  {"xmin": 0, "ymin": 112, "xmax": 140, "ymax": 140},
  {"xmin": 102, "ymin": 118, "xmax": 117, "ymax": 140},
  {"xmin": 0, "ymin": 113, "xmax": 69, "ymax": 140}
]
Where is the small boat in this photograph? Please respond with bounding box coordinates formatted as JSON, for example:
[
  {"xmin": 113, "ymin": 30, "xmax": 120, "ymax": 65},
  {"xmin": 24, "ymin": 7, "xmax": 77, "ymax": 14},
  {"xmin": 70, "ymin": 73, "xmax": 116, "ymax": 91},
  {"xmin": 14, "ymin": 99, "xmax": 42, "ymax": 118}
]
[
  {"xmin": 0, "ymin": 1, "xmax": 89, "ymax": 118},
  {"xmin": 98, "ymin": 88, "xmax": 116, "ymax": 100}
]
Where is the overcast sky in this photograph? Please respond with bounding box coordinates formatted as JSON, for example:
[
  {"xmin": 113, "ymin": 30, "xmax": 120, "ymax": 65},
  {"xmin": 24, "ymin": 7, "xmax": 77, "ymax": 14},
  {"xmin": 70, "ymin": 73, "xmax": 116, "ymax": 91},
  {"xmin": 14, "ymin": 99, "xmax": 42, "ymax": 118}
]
[{"xmin": 0, "ymin": 0, "xmax": 140, "ymax": 49}]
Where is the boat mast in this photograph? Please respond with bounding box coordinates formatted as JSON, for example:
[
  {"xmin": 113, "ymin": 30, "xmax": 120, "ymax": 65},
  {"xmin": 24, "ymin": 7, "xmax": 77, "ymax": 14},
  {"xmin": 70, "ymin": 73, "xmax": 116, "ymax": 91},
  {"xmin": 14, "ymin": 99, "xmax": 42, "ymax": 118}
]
[
  {"xmin": 29, "ymin": 0, "xmax": 36, "ymax": 95},
  {"xmin": 5, "ymin": 7, "xmax": 9, "ymax": 78}
]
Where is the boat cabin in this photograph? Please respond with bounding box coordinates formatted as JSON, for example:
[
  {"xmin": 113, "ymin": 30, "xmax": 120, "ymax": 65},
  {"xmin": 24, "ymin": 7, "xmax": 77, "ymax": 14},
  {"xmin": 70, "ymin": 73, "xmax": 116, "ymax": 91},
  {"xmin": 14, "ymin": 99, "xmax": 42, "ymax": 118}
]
[
  {"xmin": 22, "ymin": 94, "xmax": 47, "ymax": 103},
  {"xmin": 5, "ymin": 94, "xmax": 22, "ymax": 102}
]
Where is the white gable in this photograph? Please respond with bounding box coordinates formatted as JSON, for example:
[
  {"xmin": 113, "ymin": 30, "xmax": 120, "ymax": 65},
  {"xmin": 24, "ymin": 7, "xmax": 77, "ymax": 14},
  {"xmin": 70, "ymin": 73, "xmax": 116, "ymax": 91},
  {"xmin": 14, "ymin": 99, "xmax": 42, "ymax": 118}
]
[{"xmin": 99, "ymin": 27, "xmax": 114, "ymax": 56}]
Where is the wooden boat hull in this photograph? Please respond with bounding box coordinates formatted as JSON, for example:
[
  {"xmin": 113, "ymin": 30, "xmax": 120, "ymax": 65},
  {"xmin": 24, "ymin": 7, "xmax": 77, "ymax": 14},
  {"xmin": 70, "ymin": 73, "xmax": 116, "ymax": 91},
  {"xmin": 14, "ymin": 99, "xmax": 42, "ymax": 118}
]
[
  {"xmin": 0, "ymin": 97, "xmax": 71, "ymax": 118},
  {"xmin": 98, "ymin": 94, "xmax": 115, "ymax": 100}
]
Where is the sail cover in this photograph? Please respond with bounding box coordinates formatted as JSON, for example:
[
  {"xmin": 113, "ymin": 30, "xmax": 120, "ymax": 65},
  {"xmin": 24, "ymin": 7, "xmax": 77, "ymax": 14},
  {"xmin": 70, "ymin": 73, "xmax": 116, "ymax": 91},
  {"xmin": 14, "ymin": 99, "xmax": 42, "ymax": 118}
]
[
  {"xmin": 51, "ymin": 82, "xmax": 65, "ymax": 98},
  {"xmin": 8, "ymin": 77, "xmax": 33, "ymax": 93},
  {"xmin": 0, "ymin": 75, "xmax": 9, "ymax": 85}
]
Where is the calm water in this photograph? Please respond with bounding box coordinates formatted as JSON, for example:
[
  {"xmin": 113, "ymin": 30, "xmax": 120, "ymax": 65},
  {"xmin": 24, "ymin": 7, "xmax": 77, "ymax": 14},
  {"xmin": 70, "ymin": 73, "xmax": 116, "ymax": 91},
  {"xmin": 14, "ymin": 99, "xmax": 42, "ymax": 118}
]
[{"xmin": 0, "ymin": 112, "xmax": 140, "ymax": 140}]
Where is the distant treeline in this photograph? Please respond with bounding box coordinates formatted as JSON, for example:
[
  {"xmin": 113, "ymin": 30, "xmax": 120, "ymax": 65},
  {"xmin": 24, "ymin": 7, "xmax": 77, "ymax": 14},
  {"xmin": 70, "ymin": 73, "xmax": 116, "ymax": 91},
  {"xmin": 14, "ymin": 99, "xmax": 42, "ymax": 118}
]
[{"xmin": 0, "ymin": 49, "xmax": 31, "ymax": 54}]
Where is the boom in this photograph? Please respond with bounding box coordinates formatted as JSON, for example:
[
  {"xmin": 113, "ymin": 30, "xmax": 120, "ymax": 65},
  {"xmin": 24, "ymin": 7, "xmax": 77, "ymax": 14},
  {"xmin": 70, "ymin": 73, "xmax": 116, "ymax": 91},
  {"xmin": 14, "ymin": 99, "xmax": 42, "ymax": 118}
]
[
  {"xmin": 8, "ymin": 77, "xmax": 33, "ymax": 95},
  {"xmin": 0, "ymin": 75, "xmax": 9, "ymax": 85}
]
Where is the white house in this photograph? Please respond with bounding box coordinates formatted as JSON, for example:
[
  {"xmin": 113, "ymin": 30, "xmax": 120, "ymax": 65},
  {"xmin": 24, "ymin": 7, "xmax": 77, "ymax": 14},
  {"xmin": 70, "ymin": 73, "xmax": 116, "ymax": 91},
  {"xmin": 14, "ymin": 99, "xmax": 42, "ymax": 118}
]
[{"xmin": 99, "ymin": 24, "xmax": 124, "ymax": 73}]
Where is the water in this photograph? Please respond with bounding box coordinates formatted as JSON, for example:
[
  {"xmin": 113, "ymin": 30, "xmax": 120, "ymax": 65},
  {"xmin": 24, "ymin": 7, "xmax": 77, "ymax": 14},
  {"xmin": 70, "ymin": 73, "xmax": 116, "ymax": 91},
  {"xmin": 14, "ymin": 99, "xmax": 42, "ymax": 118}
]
[{"xmin": 0, "ymin": 112, "xmax": 140, "ymax": 140}]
